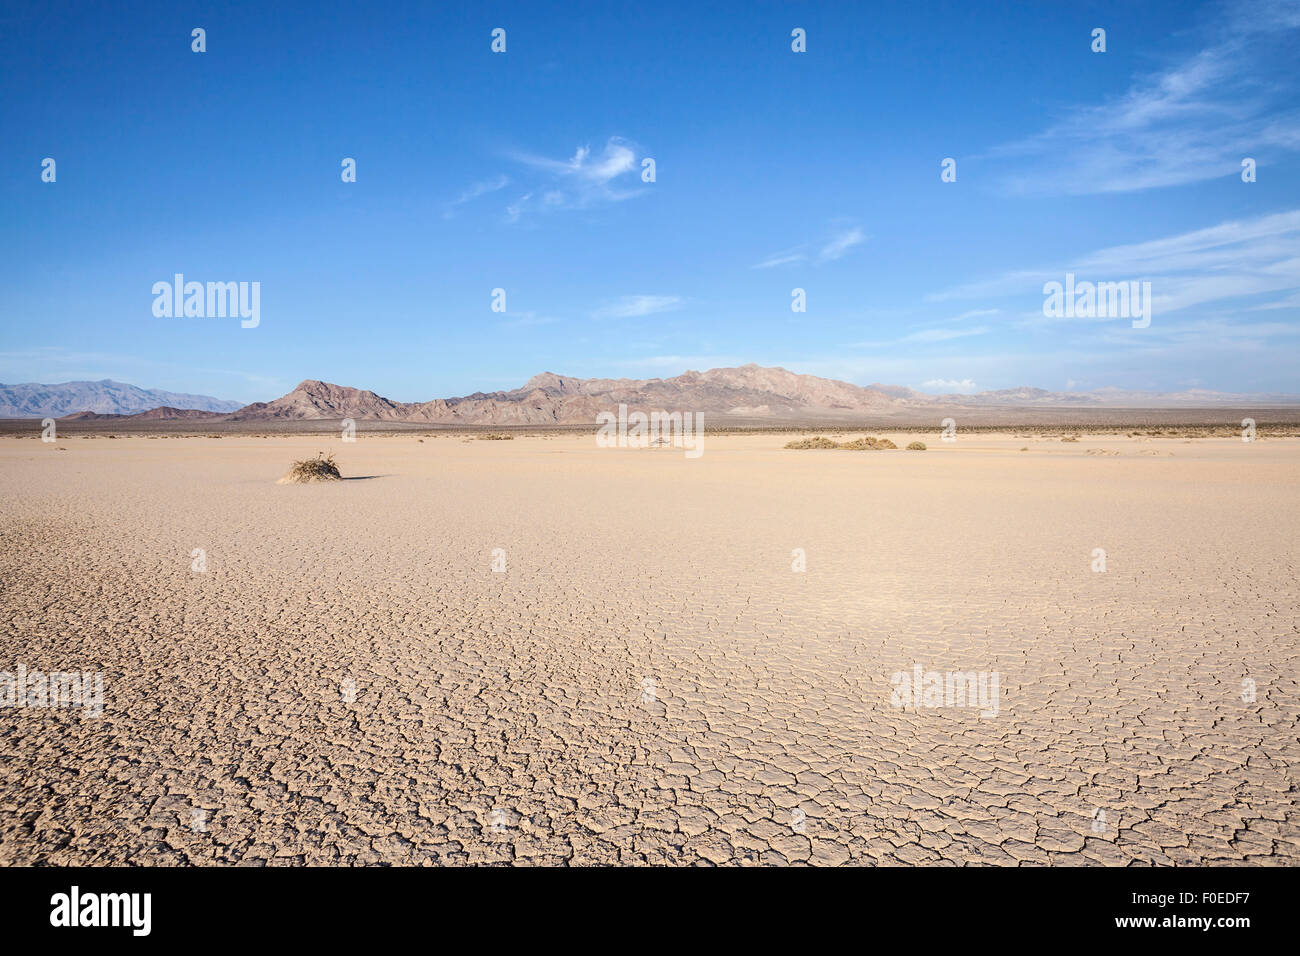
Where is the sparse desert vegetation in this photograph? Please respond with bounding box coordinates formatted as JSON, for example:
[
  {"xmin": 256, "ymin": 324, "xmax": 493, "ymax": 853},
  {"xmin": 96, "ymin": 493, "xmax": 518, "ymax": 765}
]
[
  {"xmin": 785, "ymin": 435, "xmax": 898, "ymax": 450},
  {"xmin": 277, "ymin": 451, "xmax": 342, "ymax": 484},
  {"xmin": 906, "ymin": 441, "xmax": 926, "ymax": 451},
  {"xmin": 839, "ymin": 436, "xmax": 897, "ymax": 450}
]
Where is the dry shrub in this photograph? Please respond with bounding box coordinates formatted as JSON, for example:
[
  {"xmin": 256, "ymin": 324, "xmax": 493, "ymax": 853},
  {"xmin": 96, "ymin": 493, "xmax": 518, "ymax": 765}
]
[
  {"xmin": 786, "ymin": 435, "xmax": 898, "ymax": 450},
  {"xmin": 278, "ymin": 452, "xmax": 342, "ymax": 484},
  {"xmin": 906, "ymin": 441, "xmax": 926, "ymax": 451},
  {"xmin": 839, "ymin": 436, "xmax": 897, "ymax": 450}
]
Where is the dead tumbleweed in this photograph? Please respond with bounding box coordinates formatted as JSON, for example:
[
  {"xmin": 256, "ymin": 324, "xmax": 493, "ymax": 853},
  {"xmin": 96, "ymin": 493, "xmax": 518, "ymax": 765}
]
[{"xmin": 277, "ymin": 452, "xmax": 342, "ymax": 484}]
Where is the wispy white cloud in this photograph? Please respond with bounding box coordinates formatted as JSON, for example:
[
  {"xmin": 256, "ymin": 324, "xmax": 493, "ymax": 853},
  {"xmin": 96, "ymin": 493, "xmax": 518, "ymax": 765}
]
[
  {"xmin": 931, "ymin": 208, "xmax": 1300, "ymax": 320},
  {"xmin": 982, "ymin": 3, "xmax": 1300, "ymax": 195},
  {"xmin": 505, "ymin": 192, "xmax": 533, "ymax": 223},
  {"xmin": 445, "ymin": 175, "xmax": 509, "ymax": 217},
  {"xmin": 751, "ymin": 250, "xmax": 807, "ymax": 270},
  {"xmin": 752, "ymin": 225, "xmax": 867, "ymax": 268},
  {"xmin": 819, "ymin": 227, "xmax": 866, "ymax": 261},
  {"xmin": 506, "ymin": 137, "xmax": 648, "ymax": 217},
  {"xmin": 1247, "ymin": 289, "xmax": 1300, "ymax": 311},
  {"xmin": 591, "ymin": 295, "xmax": 685, "ymax": 320}
]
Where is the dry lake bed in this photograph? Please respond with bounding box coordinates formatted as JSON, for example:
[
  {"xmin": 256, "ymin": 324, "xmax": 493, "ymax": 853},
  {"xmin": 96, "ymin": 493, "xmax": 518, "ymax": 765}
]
[{"xmin": 1, "ymin": 432, "xmax": 1297, "ymax": 865}]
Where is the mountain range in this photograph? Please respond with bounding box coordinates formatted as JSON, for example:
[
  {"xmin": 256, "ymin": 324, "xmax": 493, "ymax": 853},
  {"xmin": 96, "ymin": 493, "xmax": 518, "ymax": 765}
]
[
  {"xmin": 4, "ymin": 367, "xmax": 1296, "ymax": 422},
  {"xmin": 0, "ymin": 380, "xmax": 242, "ymax": 418},
  {"xmin": 5, "ymin": 366, "xmax": 1294, "ymax": 421},
  {"xmin": 228, "ymin": 368, "xmax": 1297, "ymax": 424}
]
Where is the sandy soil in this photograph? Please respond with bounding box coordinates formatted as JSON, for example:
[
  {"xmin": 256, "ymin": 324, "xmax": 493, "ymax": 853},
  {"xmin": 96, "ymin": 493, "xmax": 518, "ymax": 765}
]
[{"xmin": 1, "ymin": 432, "xmax": 1297, "ymax": 865}]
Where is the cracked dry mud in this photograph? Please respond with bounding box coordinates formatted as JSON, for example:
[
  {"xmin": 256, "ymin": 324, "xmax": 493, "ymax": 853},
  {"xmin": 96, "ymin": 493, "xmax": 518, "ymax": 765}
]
[{"xmin": 1, "ymin": 434, "xmax": 1297, "ymax": 865}]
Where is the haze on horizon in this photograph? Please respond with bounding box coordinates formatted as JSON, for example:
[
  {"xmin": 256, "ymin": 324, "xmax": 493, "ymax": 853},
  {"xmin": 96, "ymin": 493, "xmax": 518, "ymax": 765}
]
[{"xmin": 2, "ymin": 0, "xmax": 1298, "ymax": 404}]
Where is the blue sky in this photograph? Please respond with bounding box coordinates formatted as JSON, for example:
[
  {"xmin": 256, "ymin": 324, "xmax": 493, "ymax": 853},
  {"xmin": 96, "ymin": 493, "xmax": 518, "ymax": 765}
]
[{"xmin": 2, "ymin": 0, "xmax": 1298, "ymax": 403}]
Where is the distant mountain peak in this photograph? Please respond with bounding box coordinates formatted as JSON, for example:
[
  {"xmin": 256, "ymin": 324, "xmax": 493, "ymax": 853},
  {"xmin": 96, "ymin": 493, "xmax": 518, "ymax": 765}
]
[
  {"xmin": 522, "ymin": 372, "xmax": 583, "ymax": 394},
  {"xmin": 0, "ymin": 379, "xmax": 242, "ymax": 418}
]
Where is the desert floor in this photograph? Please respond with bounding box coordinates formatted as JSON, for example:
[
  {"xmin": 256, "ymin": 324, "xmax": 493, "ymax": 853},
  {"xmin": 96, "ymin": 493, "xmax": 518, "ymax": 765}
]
[{"xmin": 1, "ymin": 432, "xmax": 1297, "ymax": 865}]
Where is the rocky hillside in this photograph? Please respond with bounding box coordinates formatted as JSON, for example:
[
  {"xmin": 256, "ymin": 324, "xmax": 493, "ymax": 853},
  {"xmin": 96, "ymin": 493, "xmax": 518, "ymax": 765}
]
[{"xmin": 226, "ymin": 365, "xmax": 910, "ymax": 424}]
